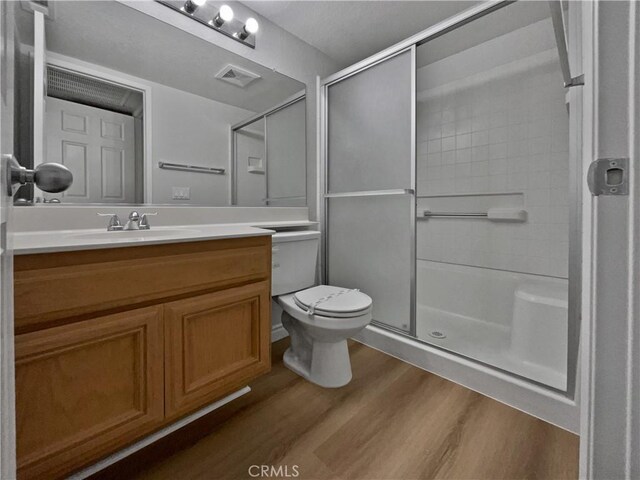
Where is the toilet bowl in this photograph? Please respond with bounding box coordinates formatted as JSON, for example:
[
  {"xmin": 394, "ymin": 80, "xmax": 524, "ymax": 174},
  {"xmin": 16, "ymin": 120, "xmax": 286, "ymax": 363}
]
[
  {"xmin": 271, "ymin": 231, "xmax": 372, "ymax": 388},
  {"xmin": 278, "ymin": 285, "xmax": 372, "ymax": 387}
]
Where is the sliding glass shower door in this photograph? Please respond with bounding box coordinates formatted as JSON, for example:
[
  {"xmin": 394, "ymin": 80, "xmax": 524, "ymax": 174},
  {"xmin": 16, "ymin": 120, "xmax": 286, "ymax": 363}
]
[{"xmin": 324, "ymin": 48, "xmax": 415, "ymax": 332}]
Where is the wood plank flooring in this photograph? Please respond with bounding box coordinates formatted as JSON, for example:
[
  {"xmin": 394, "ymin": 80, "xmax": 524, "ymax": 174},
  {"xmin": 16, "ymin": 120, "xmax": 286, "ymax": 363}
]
[{"xmin": 99, "ymin": 339, "xmax": 579, "ymax": 480}]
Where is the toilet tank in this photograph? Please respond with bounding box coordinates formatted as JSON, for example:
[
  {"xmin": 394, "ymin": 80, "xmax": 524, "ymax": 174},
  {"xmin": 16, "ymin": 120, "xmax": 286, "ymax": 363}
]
[{"xmin": 271, "ymin": 230, "xmax": 321, "ymax": 296}]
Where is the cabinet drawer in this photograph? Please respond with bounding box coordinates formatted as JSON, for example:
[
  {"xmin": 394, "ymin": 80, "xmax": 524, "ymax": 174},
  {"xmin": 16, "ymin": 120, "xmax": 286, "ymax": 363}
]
[
  {"xmin": 14, "ymin": 235, "xmax": 271, "ymax": 333},
  {"xmin": 15, "ymin": 306, "xmax": 164, "ymax": 480},
  {"xmin": 164, "ymin": 281, "xmax": 271, "ymax": 419}
]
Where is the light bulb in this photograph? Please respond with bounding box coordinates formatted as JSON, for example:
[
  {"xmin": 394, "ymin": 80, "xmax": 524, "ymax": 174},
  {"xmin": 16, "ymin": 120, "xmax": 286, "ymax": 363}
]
[
  {"xmin": 183, "ymin": 0, "xmax": 205, "ymax": 14},
  {"xmin": 245, "ymin": 17, "xmax": 259, "ymax": 34},
  {"xmin": 219, "ymin": 5, "xmax": 233, "ymax": 22}
]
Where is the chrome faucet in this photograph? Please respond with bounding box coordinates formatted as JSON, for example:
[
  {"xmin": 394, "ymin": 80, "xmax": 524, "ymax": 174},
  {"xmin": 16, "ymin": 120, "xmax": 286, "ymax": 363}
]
[
  {"xmin": 97, "ymin": 213, "xmax": 124, "ymax": 231},
  {"xmin": 124, "ymin": 211, "xmax": 141, "ymax": 230},
  {"xmin": 98, "ymin": 211, "xmax": 157, "ymax": 231},
  {"xmin": 139, "ymin": 212, "xmax": 157, "ymax": 230}
]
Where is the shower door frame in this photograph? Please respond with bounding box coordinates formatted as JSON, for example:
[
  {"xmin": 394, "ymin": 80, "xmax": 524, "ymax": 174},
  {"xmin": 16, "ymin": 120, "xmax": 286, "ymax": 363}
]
[{"xmin": 319, "ymin": 0, "xmax": 583, "ymax": 399}]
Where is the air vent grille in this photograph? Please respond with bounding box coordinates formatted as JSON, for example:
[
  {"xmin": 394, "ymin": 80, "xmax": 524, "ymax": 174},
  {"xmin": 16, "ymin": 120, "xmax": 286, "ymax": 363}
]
[
  {"xmin": 215, "ymin": 64, "xmax": 261, "ymax": 88},
  {"xmin": 46, "ymin": 66, "xmax": 141, "ymax": 115}
]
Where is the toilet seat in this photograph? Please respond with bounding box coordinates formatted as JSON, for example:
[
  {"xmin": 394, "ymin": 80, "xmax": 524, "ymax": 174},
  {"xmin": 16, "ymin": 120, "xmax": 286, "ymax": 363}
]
[{"xmin": 293, "ymin": 285, "xmax": 372, "ymax": 318}]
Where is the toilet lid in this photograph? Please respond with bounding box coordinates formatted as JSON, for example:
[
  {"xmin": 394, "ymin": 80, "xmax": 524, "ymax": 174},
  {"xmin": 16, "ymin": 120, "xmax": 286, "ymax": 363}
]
[{"xmin": 293, "ymin": 285, "xmax": 372, "ymax": 317}]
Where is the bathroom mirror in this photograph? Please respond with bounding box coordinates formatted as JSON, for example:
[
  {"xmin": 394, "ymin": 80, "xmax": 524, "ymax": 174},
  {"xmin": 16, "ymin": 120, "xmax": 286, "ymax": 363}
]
[{"xmin": 14, "ymin": 0, "xmax": 306, "ymax": 206}]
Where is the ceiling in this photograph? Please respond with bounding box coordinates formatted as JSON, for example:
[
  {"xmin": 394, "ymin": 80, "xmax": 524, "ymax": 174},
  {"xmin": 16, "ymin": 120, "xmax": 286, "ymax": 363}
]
[
  {"xmin": 416, "ymin": 1, "xmax": 552, "ymax": 67},
  {"xmin": 242, "ymin": 1, "xmax": 478, "ymax": 68},
  {"xmin": 42, "ymin": 1, "xmax": 304, "ymax": 113}
]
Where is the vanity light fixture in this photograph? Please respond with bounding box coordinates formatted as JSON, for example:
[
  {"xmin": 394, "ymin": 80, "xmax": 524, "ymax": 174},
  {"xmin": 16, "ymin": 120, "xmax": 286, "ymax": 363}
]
[
  {"xmin": 157, "ymin": 1, "xmax": 257, "ymax": 48},
  {"xmin": 212, "ymin": 4, "xmax": 233, "ymax": 27},
  {"xmin": 237, "ymin": 17, "xmax": 259, "ymax": 40},
  {"xmin": 182, "ymin": 0, "xmax": 206, "ymax": 14}
]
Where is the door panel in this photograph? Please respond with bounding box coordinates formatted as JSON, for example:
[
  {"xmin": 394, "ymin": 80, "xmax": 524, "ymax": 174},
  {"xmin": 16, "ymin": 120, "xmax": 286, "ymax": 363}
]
[
  {"xmin": 45, "ymin": 97, "xmax": 136, "ymax": 203},
  {"xmin": 324, "ymin": 48, "xmax": 415, "ymax": 333},
  {"xmin": 164, "ymin": 281, "xmax": 271, "ymax": 419},
  {"xmin": 328, "ymin": 194, "xmax": 413, "ymax": 331},
  {"xmin": 62, "ymin": 141, "xmax": 88, "ymax": 197},
  {"xmin": 266, "ymin": 98, "xmax": 306, "ymax": 204},
  {"xmin": 15, "ymin": 306, "xmax": 164, "ymax": 479},
  {"xmin": 327, "ymin": 50, "xmax": 413, "ymax": 194}
]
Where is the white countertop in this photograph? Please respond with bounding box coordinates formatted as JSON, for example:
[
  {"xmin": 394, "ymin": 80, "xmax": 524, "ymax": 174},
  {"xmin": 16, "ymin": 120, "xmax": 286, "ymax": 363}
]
[{"xmin": 13, "ymin": 224, "xmax": 277, "ymax": 255}]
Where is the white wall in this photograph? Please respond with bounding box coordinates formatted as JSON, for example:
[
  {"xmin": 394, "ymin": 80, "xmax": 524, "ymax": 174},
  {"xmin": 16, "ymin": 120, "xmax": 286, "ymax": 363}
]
[
  {"xmin": 151, "ymin": 82, "xmax": 252, "ymax": 205},
  {"xmin": 416, "ymin": 19, "xmax": 570, "ymax": 279},
  {"xmin": 119, "ymin": 1, "xmax": 342, "ymax": 216}
]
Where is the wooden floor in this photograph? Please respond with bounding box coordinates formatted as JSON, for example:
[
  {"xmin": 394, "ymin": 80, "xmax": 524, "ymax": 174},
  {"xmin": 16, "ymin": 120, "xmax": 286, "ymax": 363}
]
[{"xmin": 103, "ymin": 339, "xmax": 579, "ymax": 480}]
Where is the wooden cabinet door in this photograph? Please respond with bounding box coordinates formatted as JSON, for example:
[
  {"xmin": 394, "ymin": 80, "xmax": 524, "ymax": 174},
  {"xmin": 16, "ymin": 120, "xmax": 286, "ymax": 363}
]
[
  {"xmin": 15, "ymin": 306, "xmax": 164, "ymax": 480},
  {"xmin": 164, "ymin": 281, "xmax": 271, "ymax": 419}
]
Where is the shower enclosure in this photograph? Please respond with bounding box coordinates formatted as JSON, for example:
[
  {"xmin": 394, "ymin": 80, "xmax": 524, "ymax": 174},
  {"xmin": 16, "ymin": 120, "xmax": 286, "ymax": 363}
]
[{"xmin": 321, "ymin": 1, "xmax": 581, "ymax": 397}]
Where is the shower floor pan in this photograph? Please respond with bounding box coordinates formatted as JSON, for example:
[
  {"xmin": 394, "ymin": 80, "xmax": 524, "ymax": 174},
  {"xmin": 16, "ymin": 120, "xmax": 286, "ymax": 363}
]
[{"xmin": 416, "ymin": 305, "xmax": 567, "ymax": 390}]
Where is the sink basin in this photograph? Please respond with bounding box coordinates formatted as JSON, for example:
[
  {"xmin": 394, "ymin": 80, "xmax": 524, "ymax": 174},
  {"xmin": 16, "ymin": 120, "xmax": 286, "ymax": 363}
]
[{"xmin": 72, "ymin": 228, "xmax": 201, "ymax": 241}]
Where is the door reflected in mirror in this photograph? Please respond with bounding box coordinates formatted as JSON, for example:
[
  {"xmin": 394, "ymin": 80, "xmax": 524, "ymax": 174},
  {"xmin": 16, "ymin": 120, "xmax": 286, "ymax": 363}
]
[{"xmin": 14, "ymin": 0, "xmax": 306, "ymax": 207}]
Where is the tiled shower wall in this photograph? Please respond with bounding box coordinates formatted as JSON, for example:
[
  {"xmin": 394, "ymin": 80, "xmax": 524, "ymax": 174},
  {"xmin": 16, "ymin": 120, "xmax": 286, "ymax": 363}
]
[{"xmin": 416, "ymin": 20, "xmax": 570, "ymax": 279}]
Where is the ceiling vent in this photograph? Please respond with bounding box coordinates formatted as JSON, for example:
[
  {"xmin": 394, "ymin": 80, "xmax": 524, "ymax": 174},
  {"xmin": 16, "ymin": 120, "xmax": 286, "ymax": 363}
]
[{"xmin": 215, "ymin": 65, "xmax": 261, "ymax": 88}]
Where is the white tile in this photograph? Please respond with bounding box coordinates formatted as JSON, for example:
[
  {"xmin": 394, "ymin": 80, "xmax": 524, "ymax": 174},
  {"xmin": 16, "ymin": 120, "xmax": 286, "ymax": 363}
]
[
  {"xmin": 472, "ymin": 145, "xmax": 489, "ymax": 162},
  {"xmin": 441, "ymin": 151, "xmax": 456, "ymax": 165},
  {"xmin": 455, "ymin": 162, "xmax": 472, "ymax": 177},
  {"xmin": 456, "ymin": 118, "xmax": 472, "ymax": 135},
  {"xmin": 472, "ymin": 130, "xmax": 489, "ymax": 147},
  {"xmin": 456, "ymin": 133, "xmax": 472, "ymax": 149},
  {"xmin": 455, "ymin": 148, "xmax": 472, "ymax": 163},
  {"xmin": 442, "ymin": 109, "xmax": 455, "ymax": 123},
  {"xmin": 427, "ymin": 153, "xmax": 442, "ymax": 166},
  {"xmin": 472, "ymin": 116, "xmax": 488, "ymax": 132},
  {"xmin": 489, "ymin": 174, "xmax": 508, "ymax": 191},
  {"xmin": 471, "ymin": 176, "xmax": 490, "ymax": 192},
  {"xmin": 489, "ymin": 111, "xmax": 507, "ymax": 128},
  {"xmin": 427, "ymin": 139, "xmax": 441, "ymax": 154},
  {"xmin": 471, "ymin": 160, "xmax": 489, "ymax": 176},
  {"xmin": 489, "ymin": 158, "xmax": 507, "ymax": 175},
  {"xmin": 442, "ymin": 122, "xmax": 456, "ymax": 138},
  {"xmin": 489, "ymin": 127, "xmax": 508, "ymax": 144},
  {"xmin": 442, "ymin": 136, "xmax": 456, "ymax": 152},
  {"xmin": 427, "ymin": 124, "xmax": 442, "ymax": 140},
  {"xmin": 489, "ymin": 143, "xmax": 508, "ymax": 159}
]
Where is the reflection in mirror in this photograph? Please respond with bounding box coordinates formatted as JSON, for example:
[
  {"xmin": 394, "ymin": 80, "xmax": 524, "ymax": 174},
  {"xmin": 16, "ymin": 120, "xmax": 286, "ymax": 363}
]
[
  {"xmin": 233, "ymin": 95, "xmax": 306, "ymax": 206},
  {"xmin": 13, "ymin": 0, "xmax": 306, "ymax": 206}
]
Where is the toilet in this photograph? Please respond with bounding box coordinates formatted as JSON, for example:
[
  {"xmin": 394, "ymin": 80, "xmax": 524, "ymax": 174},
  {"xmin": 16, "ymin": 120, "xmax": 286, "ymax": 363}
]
[{"xmin": 272, "ymin": 230, "xmax": 372, "ymax": 388}]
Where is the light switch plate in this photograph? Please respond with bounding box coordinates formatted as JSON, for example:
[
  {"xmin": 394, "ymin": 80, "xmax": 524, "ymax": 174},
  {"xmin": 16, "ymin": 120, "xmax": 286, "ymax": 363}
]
[{"xmin": 172, "ymin": 186, "xmax": 190, "ymax": 200}]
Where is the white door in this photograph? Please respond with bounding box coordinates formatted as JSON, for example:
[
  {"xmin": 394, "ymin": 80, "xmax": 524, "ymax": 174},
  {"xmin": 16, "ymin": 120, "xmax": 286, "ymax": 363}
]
[
  {"xmin": 0, "ymin": 1, "xmax": 18, "ymax": 477},
  {"xmin": 44, "ymin": 97, "xmax": 136, "ymax": 203}
]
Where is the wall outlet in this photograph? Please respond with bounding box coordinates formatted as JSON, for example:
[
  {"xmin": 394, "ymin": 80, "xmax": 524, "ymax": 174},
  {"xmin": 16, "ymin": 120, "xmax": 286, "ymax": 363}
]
[{"xmin": 172, "ymin": 186, "xmax": 190, "ymax": 200}]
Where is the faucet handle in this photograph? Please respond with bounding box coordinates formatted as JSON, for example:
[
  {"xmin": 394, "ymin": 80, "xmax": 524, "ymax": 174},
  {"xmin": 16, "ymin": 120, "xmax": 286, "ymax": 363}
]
[
  {"xmin": 97, "ymin": 213, "xmax": 123, "ymax": 231},
  {"xmin": 139, "ymin": 212, "xmax": 157, "ymax": 230}
]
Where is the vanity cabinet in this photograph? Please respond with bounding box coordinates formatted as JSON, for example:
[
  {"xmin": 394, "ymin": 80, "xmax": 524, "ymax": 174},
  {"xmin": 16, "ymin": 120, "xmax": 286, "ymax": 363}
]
[
  {"xmin": 13, "ymin": 235, "xmax": 272, "ymax": 480},
  {"xmin": 164, "ymin": 281, "xmax": 270, "ymax": 419},
  {"xmin": 15, "ymin": 307, "xmax": 165, "ymax": 480}
]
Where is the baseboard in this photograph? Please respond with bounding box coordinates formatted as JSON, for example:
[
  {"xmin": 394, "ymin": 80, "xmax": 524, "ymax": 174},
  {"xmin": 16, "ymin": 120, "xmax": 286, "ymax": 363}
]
[{"xmin": 271, "ymin": 324, "xmax": 289, "ymax": 342}]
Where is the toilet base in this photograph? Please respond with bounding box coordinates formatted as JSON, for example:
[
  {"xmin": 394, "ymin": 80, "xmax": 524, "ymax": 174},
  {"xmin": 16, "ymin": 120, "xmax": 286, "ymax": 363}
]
[
  {"xmin": 281, "ymin": 310, "xmax": 354, "ymax": 388},
  {"xmin": 283, "ymin": 340, "xmax": 353, "ymax": 388}
]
